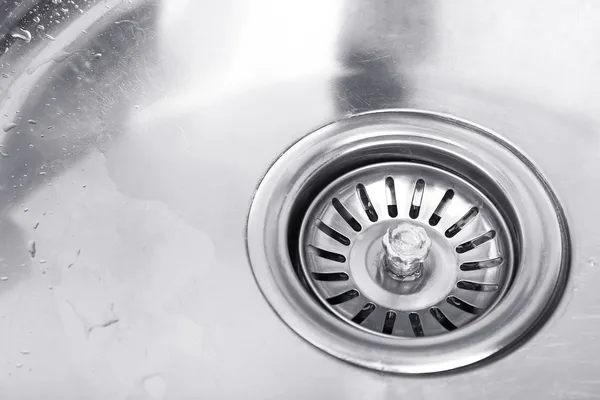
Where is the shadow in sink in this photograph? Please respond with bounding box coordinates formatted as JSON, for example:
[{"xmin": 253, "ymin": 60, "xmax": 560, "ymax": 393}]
[{"xmin": 334, "ymin": 0, "xmax": 434, "ymax": 113}]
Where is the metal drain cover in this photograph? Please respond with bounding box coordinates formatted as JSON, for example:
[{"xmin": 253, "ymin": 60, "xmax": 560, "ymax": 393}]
[
  {"xmin": 300, "ymin": 162, "xmax": 513, "ymax": 338},
  {"xmin": 247, "ymin": 110, "xmax": 569, "ymax": 373}
]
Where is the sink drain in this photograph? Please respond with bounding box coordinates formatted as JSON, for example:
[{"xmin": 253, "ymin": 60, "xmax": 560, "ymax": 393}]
[
  {"xmin": 247, "ymin": 110, "xmax": 569, "ymax": 373},
  {"xmin": 300, "ymin": 162, "xmax": 513, "ymax": 337}
]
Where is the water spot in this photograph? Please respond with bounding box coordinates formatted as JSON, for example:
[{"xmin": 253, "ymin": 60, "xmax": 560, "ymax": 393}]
[
  {"xmin": 23, "ymin": 208, "xmax": 29, "ymax": 212},
  {"xmin": 1, "ymin": 73, "xmax": 8, "ymax": 78},
  {"xmin": 28, "ymin": 240, "xmax": 36, "ymax": 258},
  {"xmin": 39, "ymin": 260, "xmax": 46, "ymax": 264},
  {"xmin": 33, "ymin": 16, "xmax": 41, "ymax": 23},
  {"xmin": 143, "ymin": 375, "xmax": 166, "ymax": 399},
  {"xmin": 11, "ymin": 28, "xmax": 32, "ymax": 43},
  {"xmin": 16, "ymin": 364, "xmax": 23, "ymax": 368},
  {"xmin": 1, "ymin": 151, "xmax": 10, "ymax": 157},
  {"xmin": 27, "ymin": 119, "xmax": 36, "ymax": 125},
  {"xmin": 33, "ymin": 222, "xmax": 39, "ymax": 229},
  {"xmin": 2, "ymin": 122, "xmax": 17, "ymax": 132},
  {"xmin": 20, "ymin": 350, "xmax": 30, "ymax": 355},
  {"xmin": 589, "ymin": 258, "xmax": 597, "ymax": 267},
  {"xmin": 0, "ymin": 277, "xmax": 8, "ymax": 281}
]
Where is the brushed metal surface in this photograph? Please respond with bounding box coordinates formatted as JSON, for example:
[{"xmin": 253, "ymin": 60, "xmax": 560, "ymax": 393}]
[{"xmin": 1, "ymin": 0, "xmax": 599, "ymax": 398}]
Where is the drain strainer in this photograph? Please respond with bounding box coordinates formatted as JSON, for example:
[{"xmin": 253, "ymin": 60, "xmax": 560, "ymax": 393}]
[
  {"xmin": 247, "ymin": 110, "xmax": 569, "ymax": 373},
  {"xmin": 300, "ymin": 162, "xmax": 513, "ymax": 338}
]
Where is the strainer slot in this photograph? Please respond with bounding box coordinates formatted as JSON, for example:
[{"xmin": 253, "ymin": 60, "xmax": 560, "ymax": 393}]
[
  {"xmin": 430, "ymin": 307, "xmax": 457, "ymax": 331},
  {"xmin": 327, "ymin": 289, "xmax": 360, "ymax": 305},
  {"xmin": 332, "ymin": 198, "xmax": 362, "ymax": 232},
  {"xmin": 409, "ymin": 312, "xmax": 424, "ymax": 337},
  {"xmin": 356, "ymin": 183, "xmax": 378, "ymax": 222},
  {"xmin": 456, "ymin": 230, "xmax": 496, "ymax": 254},
  {"xmin": 429, "ymin": 189, "xmax": 454, "ymax": 226},
  {"xmin": 352, "ymin": 303, "xmax": 376, "ymax": 324},
  {"xmin": 447, "ymin": 296, "xmax": 483, "ymax": 315},
  {"xmin": 409, "ymin": 179, "xmax": 425, "ymax": 219}
]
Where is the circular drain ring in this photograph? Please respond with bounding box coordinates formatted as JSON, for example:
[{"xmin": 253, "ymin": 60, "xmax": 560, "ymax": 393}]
[{"xmin": 247, "ymin": 110, "xmax": 570, "ymax": 374}]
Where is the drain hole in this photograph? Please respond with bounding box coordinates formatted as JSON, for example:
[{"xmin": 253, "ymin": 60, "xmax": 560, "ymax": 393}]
[
  {"xmin": 429, "ymin": 189, "xmax": 454, "ymax": 226},
  {"xmin": 316, "ymin": 219, "xmax": 351, "ymax": 246},
  {"xmin": 409, "ymin": 179, "xmax": 425, "ymax": 219},
  {"xmin": 409, "ymin": 312, "xmax": 424, "ymax": 337},
  {"xmin": 308, "ymin": 245, "xmax": 346, "ymax": 263},
  {"xmin": 447, "ymin": 296, "xmax": 483, "ymax": 315},
  {"xmin": 356, "ymin": 184, "xmax": 378, "ymax": 222},
  {"xmin": 311, "ymin": 272, "xmax": 349, "ymax": 282},
  {"xmin": 332, "ymin": 198, "xmax": 362, "ymax": 232},
  {"xmin": 382, "ymin": 311, "xmax": 397, "ymax": 335},
  {"xmin": 385, "ymin": 177, "xmax": 398, "ymax": 218},
  {"xmin": 445, "ymin": 207, "xmax": 479, "ymax": 238},
  {"xmin": 327, "ymin": 289, "xmax": 360, "ymax": 305},
  {"xmin": 352, "ymin": 303, "xmax": 376, "ymax": 324},
  {"xmin": 460, "ymin": 257, "xmax": 503, "ymax": 271},
  {"xmin": 457, "ymin": 280, "xmax": 499, "ymax": 292},
  {"xmin": 429, "ymin": 307, "xmax": 457, "ymax": 331},
  {"xmin": 456, "ymin": 230, "xmax": 496, "ymax": 254}
]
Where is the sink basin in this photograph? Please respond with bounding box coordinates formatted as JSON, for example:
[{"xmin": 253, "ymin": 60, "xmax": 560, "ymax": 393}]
[{"xmin": 1, "ymin": 0, "xmax": 599, "ymax": 398}]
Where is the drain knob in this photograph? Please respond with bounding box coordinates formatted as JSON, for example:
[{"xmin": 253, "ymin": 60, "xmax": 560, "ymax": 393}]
[{"xmin": 382, "ymin": 222, "xmax": 432, "ymax": 280}]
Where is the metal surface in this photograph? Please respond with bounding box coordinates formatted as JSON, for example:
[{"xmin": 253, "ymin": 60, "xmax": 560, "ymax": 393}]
[
  {"xmin": 298, "ymin": 162, "xmax": 512, "ymax": 339},
  {"xmin": 0, "ymin": 0, "xmax": 598, "ymax": 397},
  {"xmin": 248, "ymin": 112, "xmax": 567, "ymax": 373}
]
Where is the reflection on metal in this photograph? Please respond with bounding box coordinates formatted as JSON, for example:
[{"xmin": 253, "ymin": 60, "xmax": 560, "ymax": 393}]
[{"xmin": 0, "ymin": 0, "xmax": 594, "ymax": 397}]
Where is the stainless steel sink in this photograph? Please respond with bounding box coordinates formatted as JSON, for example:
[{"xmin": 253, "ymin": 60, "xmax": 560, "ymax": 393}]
[{"xmin": 1, "ymin": 0, "xmax": 599, "ymax": 398}]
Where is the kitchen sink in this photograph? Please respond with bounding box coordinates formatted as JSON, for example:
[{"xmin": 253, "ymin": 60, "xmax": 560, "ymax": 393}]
[{"xmin": 1, "ymin": 0, "xmax": 599, "ymax": 398}]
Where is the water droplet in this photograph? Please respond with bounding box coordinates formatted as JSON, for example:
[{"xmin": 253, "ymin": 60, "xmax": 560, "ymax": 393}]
[
  {"xmin": 39, "ymin": 260, "xmax": 46, "ymax": 264},
  {"xmin": 37, "ymin": 25, "xmax": 44, "ymax": 31},
  {"xmin": 11, "ymin": 28, "xmax": 32, "ymax": 43},
  {"xmin": 16, "ymin": 364, "xmax": 23, "ymax": 368},
  {"xmin": 27, "ymin": 119, "xmax": 36, "ymax": 124},
  {"xmin": 28, "ymin": 240, "xmax": 36, "ymax": 258},
  {"xmin": 2, "ymin": 122, "xmax": 17, "ymax": 132},
  {"xmin": 0, "ymin": 277, "xmax": 8, "ymax": 281},
  {"xmin": 44, "ymin": 33, "xmax": 55, "ymax": 41},
  {"xmin": 33, "ymin": 16, "xmax": 40, "ymax": 23},
  {"xmin": 0, "ymin": 151, "xmax": 9, "ymax": 157},
  {"xmin": 2, "ymin": 73, "xmax": 9, "ymax": 78},
  {"xmin": 33, "ymin": 222, "xmax": 39, "ymax": 229},
  {"xmin": 589, "ymin": 258, "xmax": 597, "ymax": 267},
  {"xmin": 93, "ymin": 53, "xmax": 102, "ymax": 59},
  {"xmin": 23, "ymin": 208, "xmax": 29, "ymax": 212}
]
